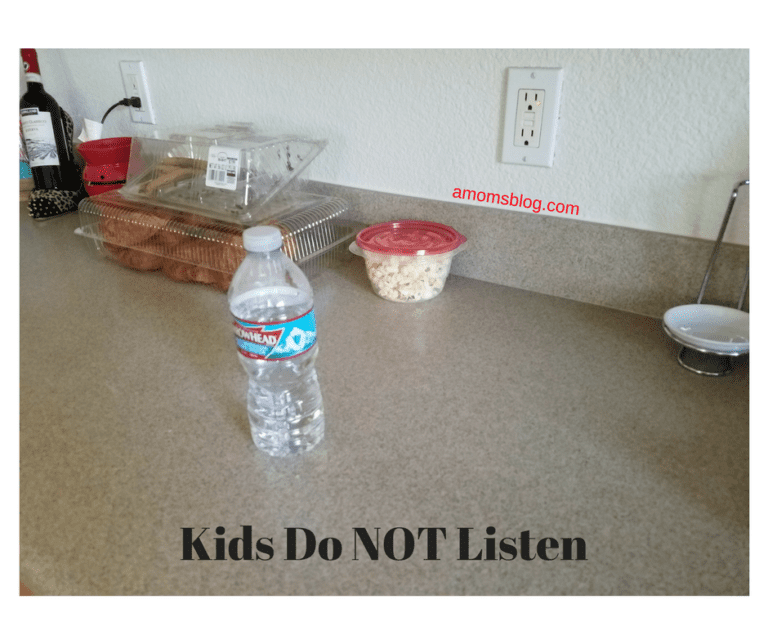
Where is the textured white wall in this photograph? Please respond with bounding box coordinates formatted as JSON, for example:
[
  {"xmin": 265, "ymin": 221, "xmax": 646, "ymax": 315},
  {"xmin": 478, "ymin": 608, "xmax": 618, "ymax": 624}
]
[{"xmin": 22, "ymin": 49, "xmax": 749, "ymax": 244}]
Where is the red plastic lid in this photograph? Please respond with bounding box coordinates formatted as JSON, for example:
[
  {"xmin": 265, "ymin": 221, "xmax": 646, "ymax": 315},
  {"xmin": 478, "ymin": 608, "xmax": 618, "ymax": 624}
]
[{"xmin": 356, "ymin": 220, "xmax": 466, "ymax": 256}]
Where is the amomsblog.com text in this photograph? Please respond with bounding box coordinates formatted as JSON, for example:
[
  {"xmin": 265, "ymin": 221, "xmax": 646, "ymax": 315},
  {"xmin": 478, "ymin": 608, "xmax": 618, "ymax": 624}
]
[
  {"xmin": 181, "ymin": 526, "xmax": 588, "ymax": 562},
  {"xmin": 452, "ymin": 187, "xmax": 579, "ymax": 216}
]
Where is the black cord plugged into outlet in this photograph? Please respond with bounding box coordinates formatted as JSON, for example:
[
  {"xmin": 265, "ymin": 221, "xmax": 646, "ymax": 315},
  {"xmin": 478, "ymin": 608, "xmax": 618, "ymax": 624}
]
[{"xmin": 101, "ymin": 97, "xmax": 142, "ymax": 124}]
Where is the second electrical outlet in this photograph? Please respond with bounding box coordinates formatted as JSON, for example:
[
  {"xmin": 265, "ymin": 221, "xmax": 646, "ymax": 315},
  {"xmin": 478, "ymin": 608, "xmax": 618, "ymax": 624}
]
[{"xmin": 120, "ymin": 61, "xmax": 156, "ymax": 124}]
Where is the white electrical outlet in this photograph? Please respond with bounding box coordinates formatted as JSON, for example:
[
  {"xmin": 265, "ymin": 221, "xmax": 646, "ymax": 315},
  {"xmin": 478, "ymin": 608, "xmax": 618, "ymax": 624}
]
[
  {"xmin": 119, "ymin": 61, "xmax": 156, "ymax": 124},
  {"xmin": 514, "ymin": 89, "xmax": 545, "ymax": 148},
  {"xmin": 501, "ymin": 68, "xmax": 563, "ymax": 167}
]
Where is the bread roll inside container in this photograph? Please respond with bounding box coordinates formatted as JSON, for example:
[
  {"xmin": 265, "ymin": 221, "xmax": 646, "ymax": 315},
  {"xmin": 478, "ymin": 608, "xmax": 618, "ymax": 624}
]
[{"xmin": 76, "ymin": 123, "xmax": 360, "ymax": 290}]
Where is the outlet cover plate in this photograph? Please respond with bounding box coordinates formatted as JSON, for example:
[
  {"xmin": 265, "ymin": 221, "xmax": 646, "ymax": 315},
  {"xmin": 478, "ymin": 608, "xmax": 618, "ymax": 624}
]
[
  {"xmin": 119, "ymin": 61, "xmax": 156, "ymax": 124},
  {"xmin": 501, "ymin": 67, "xmax": 563, "ymax": 168}
]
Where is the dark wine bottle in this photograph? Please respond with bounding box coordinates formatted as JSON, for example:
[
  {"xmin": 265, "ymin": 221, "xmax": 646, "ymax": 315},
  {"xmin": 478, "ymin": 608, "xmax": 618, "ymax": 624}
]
[{"xmin": 20, "ymin": 48, "xmax": 77, "ymax": 191}]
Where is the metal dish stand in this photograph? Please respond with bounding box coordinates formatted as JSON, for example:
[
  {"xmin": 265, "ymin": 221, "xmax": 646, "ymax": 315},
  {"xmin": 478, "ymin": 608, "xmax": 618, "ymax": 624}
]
[{"xmin": 662, "ymin": 179, "xmax": 749, "ymax": 376}]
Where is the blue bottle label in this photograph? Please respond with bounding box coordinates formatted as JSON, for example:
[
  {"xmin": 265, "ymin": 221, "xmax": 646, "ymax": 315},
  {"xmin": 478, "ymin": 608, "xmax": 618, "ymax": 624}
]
[{"xmin": 233, "ymin": 309, "xmax": 317, "ymax": 360}]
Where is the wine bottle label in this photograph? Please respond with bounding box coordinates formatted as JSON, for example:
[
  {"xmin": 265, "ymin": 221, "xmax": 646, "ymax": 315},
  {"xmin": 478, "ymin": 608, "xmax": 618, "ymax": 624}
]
[
  {"xmin": 205, "ymin": 146, "xmax": 239, "ymax": 191},
  {"xmin": 20, "ymin": 108, "xmax": 60, "ymax": 168},
  {"xmin": 233, "ymin": 309, "xmax": 317, "ymax": 360}
]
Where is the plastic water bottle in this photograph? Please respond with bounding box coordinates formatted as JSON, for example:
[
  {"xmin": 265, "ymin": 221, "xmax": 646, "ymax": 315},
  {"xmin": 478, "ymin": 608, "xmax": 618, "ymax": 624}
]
[{"xmin": 228, "ymin": 226, "xmax": 325, "ymax": 456}]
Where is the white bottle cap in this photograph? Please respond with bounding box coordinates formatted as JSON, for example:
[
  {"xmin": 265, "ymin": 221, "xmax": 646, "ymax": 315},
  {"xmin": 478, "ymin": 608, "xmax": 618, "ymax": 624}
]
[{"xmin": 243, "ymin": 226, "xmax": 283, "ymax": 252}]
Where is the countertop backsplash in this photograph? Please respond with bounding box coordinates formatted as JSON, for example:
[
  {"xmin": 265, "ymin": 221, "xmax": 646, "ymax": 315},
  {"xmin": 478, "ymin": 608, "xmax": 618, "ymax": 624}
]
[{"xmin": 306, "ymin": 180, "xmax": 749, "ymax": 320}]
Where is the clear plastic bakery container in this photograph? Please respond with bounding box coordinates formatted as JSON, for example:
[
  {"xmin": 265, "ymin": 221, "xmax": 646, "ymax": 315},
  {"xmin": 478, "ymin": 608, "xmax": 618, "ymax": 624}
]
[
  {"xmin": 118, "ymin": 123, "xmax": 327, "ymax": 223},
  {"xmin": 76, "ymin": 190, "xmax": 361, "ymax": 290},
  {"xmin": 351, "ymin": 220, "xmax": 467, "ymax": 302}
]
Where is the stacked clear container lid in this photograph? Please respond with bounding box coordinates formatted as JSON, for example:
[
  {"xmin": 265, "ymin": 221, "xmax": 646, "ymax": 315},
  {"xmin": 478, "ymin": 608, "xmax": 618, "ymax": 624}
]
[{"xmin": 76, "ymin": 123, "xmax": 359, "ymax": 290}]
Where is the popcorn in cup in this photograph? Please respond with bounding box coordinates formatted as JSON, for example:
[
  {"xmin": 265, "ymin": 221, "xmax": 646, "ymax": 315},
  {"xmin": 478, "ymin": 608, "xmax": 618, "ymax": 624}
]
[{"xmin": 350, "ymin": 220, "xmax": 467, "ymax": 302}]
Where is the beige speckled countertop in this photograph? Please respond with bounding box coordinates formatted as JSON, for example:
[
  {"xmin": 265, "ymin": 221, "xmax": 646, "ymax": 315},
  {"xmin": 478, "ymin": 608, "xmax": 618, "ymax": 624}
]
[{"xmin": 19, "ymin": 208, "xmax": 749, "ymax": 595}]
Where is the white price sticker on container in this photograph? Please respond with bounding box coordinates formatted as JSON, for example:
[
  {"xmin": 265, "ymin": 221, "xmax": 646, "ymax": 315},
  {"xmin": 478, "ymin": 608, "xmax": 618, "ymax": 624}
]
[{"xmin": 205, "ymin": 146, "xmax": 240, "ymax": 190}]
